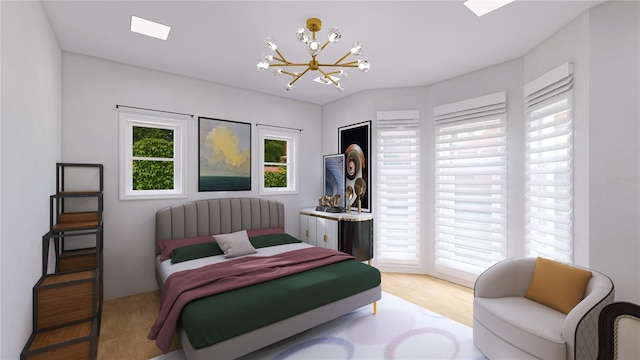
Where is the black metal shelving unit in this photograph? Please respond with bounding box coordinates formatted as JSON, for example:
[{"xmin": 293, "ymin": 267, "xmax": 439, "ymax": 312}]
[{"xmin": 22, "ymin": 163, "xmax": 104, "ymax": 360}]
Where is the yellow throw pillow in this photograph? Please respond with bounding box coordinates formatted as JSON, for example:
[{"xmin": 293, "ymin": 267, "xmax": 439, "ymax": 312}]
[{"xmin": 524, "ymin": 257, "xmax": 593, "ymax": 314}]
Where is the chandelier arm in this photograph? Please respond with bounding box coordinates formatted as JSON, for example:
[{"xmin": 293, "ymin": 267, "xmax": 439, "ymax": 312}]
[
  {"xmin": 274, "ymin": 49, "xmax": 290, "ymax": 64},
  {"xmin": 317, "ymin": 68, "xmax": 339, "ymax": 86},
  {"xmin": 320, "ymin": 40, "xmax": 331, "ymax": 52},
  {"xmin": 332, "ymin": 51, "xmax": 353, "ymax": 66},
  {"xmin": 323, "ymin": 70, "xmax": 342, "ymax": 76},
  {"xmin": 280, "ymin": 70, "xmax": 300, "ymax": 77},
  {"xmin": 272, "ymin": 63, "xmax": 315, "ymax": 67},
  {"xmin": 289, "ymin": 67, "xmax": 311, "ymax": 86},
  {"xmin": 317, "ymin": 62, "xmax": 359, "ymax": 67}
]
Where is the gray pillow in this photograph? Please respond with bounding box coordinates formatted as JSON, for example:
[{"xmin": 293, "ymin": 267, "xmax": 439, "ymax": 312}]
[{"xmin": 213, "ymin": 230, "xmax": 257, "ymax": 258}]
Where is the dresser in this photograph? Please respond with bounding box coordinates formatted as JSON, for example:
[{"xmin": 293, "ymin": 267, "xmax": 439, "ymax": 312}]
[{"xmin": 300, "ymin": 208, "xmax": 374, "ymax": 261}]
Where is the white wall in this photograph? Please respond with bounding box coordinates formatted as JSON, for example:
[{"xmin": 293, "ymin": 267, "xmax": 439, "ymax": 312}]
[
  {"xmin": 587, "ymin": 0, "xmax": 640, "ymax": 302},
  {"xmin": 0, "ymin": 1, "xmax": 62, "ymax": 359},
  {"xmin": 61, "ymin": 53, "xmax": 323, "ymax": 300},
  {"xmin": 1, "ymin": 1, "xmax": 3, "ymax": 354}
]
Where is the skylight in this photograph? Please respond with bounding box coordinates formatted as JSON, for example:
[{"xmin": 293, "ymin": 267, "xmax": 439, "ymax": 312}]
[
  {"xmin": 463, "ymin": 0, "xmax": 516, "ymax": 17},
  {"xmin": 130, "ymin": 15, "xmax": 171, "ymax": 40}
]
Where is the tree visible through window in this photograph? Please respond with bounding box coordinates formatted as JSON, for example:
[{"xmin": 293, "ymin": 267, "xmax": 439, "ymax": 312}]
[
  {"xmin": 132, "ymin": 126, "xmax": 174, "ymax": 190},
  {"xmin": 259, "ymin": 128, "xmax": 298, "ymax": 195},
  {"xmin": 264, "ymin": 139, "xmax": 287, "ymax": 188}
]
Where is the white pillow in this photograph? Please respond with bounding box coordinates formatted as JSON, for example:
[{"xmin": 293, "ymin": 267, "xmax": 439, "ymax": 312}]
[{"xmin": 213, "ymin": 230, "xmax": 257, "ymax": 258}]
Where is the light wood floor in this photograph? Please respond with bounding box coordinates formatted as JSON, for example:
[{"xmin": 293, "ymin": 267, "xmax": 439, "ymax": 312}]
[{"xmin": 97, "ymin": 272, "xmax": 474, "ymax": 360}]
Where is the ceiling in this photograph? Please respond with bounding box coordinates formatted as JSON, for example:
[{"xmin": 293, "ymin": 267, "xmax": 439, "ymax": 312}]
[{"xmin": 41, "ymin": 0, "xmax": 606, "ymax": 105}]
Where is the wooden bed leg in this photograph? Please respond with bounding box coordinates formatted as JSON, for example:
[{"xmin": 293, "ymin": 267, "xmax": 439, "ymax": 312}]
[{"xmin": 373, "ymin": 301, "xmax": 377, "ymax": 314}]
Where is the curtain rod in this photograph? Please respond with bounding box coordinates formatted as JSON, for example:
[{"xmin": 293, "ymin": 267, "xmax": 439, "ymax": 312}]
[
  {"xmin": 116, "ymin": 104, "xmax": 194, "ymax": 118},
  {"xmin": 255, "ymin": 123, "xmax": 303, "ymax": 132}
]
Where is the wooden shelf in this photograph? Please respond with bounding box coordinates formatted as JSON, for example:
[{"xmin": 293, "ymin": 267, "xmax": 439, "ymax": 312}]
[
  {"xmin": 24, "ymin": 320, "xmax": 96, "ymax": 360},
  {"xmin": 58, "ymin": 249, "xmax": 97, "ymax": 273},
  {"xmin": 40, "ymin": 269, "xmax": 95, "ymax": 286},
  {"xmin": 55, "ymin": 191, "xmax": 102, "ymax": 197},
  {"xmin": 53, "ymin": 212, "xmax": 100, "ymax": 231},
  {"xmin": 36, "ymin": 270, "xmax": 98, "ymax": 331}
]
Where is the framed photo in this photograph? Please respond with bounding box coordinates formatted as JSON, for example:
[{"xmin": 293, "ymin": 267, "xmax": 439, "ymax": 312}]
[
  {"xmin": 323, "ymin": 154, "xmax": 345, "ymax": 208},
  {"xmin": 339, "ymin": 120, "xmax": 371, "ymax": 212},
  {"xmin": 198, "ymin": 117, "xmax": 251, "ymax": 191}
]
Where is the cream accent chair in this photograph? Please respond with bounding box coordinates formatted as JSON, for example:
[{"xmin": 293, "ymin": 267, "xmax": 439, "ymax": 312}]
[
  {"xmin": 473, "ymin": 257, "xmax": 614, "ymax": 359},
  {"xmin": 598, "ymin": 302, "xmax": 640, "ymax": 360}
]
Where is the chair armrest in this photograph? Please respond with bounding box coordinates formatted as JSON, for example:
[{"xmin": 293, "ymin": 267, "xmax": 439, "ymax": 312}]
[
  {"xmin": 563, "ymin": 273, "xmax": 614, "ymax": 360},
  {"xmin": 474, "ymin": 257, "xmax": 536, "ymax": 298}
]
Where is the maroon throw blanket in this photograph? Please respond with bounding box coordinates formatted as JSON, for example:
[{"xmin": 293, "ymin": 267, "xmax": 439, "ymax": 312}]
[{"xmin": 148, "ymin": 246, "xmax": 354, "ymax": 353}]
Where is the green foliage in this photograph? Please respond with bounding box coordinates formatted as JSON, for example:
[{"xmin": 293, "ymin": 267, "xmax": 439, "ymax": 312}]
[
  {"xmin": 264, "ymin": 167, "xmax": 287, "ymax": 188},
  {"xmin": 264, "ymin": 139, "xmax": 286, "ymax": 162},
  {"xmin": 134, "ymin": 126, "xmax": 173, "ymax": 142},
  {"xmin": 133, "ymin": 137, "xmax": 173, "ymax": 158},
  {"xmin": 133, "ymin": 160, "xmax": 174, "ymax": 190},
  {"xmin": 132, "ymin": 133, "xmax": 174, "ymax": 190}
]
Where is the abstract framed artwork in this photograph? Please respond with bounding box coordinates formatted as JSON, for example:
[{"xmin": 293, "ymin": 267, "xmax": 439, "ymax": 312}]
[
  {"xmin": 339, "ymin": 120, "xmax": 371, "ymax": 212},
  {"xmin": 323, "ymin": 153, "xmax": 345, "ymax": 208},
  {"xmin": 198, "ymin": 117, "xmax": 251, "ymax": 191}
]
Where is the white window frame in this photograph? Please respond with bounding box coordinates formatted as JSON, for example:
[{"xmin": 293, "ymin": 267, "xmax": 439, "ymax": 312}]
[
  {"xmin": 119, "ymin": 110, "xmax": 187, "ymax": 200},
  {"xmin": 524, "ymin": 62, "xmax": 574, "ymax": 263},
  {"xmin": 258, "ymin": 128, "xmax": 298, "ymax": 195},
  {"xmin": 434, "ymin": 92, "xmax": 508, "ymax": 281},
  {"xmin": 375, "ymin": 110, "xmax": 421, "ymax": 270}
]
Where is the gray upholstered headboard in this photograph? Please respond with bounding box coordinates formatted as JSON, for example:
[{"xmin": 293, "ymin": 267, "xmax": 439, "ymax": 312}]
[{"xmin": 155, "ymin": 198, "xmax": 285, "ymax": 253}]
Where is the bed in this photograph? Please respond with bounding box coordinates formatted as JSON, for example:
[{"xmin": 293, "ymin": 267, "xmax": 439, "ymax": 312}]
[{"xmin": 151, "ymin": 198, "xmax": 381, "ymax": 360}]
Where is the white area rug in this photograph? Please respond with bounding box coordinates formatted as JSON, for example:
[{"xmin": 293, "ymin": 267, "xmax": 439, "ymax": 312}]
[{"xmin": 150, "ymin": 291, "xmax": 487, "ymax": 360}]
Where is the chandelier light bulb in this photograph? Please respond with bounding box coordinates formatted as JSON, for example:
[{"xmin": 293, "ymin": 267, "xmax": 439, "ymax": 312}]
[
  {"xmin": 296, "ymin": 28, "xmax": 310, "ymax": 44},
  {"xmin": 272, "ymin": 68, "xmax": 282, "ymax": 76},
  {"xmin": 256, "ymin": 59, "xmax": 270, "ymax": 71},
  {"xmin": 350, "ymin": 42, "xmax": 363, "ymax": 56},
  {"xmin": 357, "ymin": 58, "xmax": 370, "ymax": 72},
  {"xmin": 264, "ymin": 36, "xmax": 278, "ymax": 51},
  {"xmin": 336, "ymin": 83, "xmax": 344, "ymax": 93},
  {"xmin": 328, "ymin": 27, "xmax": 341, "ymax": 43},
  {"xmin": 308, "ymin": 39, "xmax": 320, "ymax": 55},
  {"xmin": 262, "ymin": 52, "xmax": 274, "ymax": 62},
  {"xmin": 340, "ymin": 69, "xmax": 349, "ymax": 77},
  {"xmin": 285, "ymin": 83, "xmax": 293, "ymax": 92}
]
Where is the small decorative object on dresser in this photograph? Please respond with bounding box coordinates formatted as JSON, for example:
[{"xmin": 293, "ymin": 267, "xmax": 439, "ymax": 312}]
[
  {"xmin": 300, "ymin": 208, "xmax": 374, "ymax": 261},
  {"xmin": 322, "ymin": 153, "xmax": 346, "ymax": 213},
  {"xmin": 354, "ymin": 177, "xmax": 366, "ymax": 214}
]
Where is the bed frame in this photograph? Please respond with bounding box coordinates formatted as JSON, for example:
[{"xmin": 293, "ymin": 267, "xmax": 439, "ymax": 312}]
[{"xmin": 155, "ymin": 197, "xmax": 381, "ymax": 360}]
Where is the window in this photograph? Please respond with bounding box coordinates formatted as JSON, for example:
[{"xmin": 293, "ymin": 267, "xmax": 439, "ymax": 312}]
[
  {"xmin": 524, "ymin": 62, "xmax": 574, "ymax": 263},
  {"xmin": 259, "ymin": 128, "xmax": 298, "ymax": 195},
  {"xmin": 119, "ymin": 110, "xmax": 187, "ymax": 200},
  {"xmin": 434, "ymin": 92, "xmax": 507, "ymax": 279},
  {"xmin": 376, "ymin": 110, "xmax": 421, "ymax": 268}
]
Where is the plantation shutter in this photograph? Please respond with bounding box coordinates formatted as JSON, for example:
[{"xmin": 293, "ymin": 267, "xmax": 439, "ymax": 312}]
[
  {"xmin": 434, "ymin": 92, "xmax": 508, "ymax": 277},
  {"xmin": 376, "ymin": 110, "xmax": 421, "ymax": 268},
  {"xmin": 524, "ymin": 62, "xmax": 574, "ymax": 263}
]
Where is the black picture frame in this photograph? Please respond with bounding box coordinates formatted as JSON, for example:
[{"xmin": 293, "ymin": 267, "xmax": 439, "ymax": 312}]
[
  {"xmin": 339, "ymin": 120, "xmax": 371, "ymax": 212},
  {"xmin": 198, "ymin": 117, "xmax": 251, "ymax": 191},
  {"xmin": 323, "ymin": 153, "xmax": 346, "ymax": 208}
]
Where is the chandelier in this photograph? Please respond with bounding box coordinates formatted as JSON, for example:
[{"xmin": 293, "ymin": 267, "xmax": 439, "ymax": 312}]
[{"xmin": 256, "ymin": 17, "xmax": 370, "ymax": 93}]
